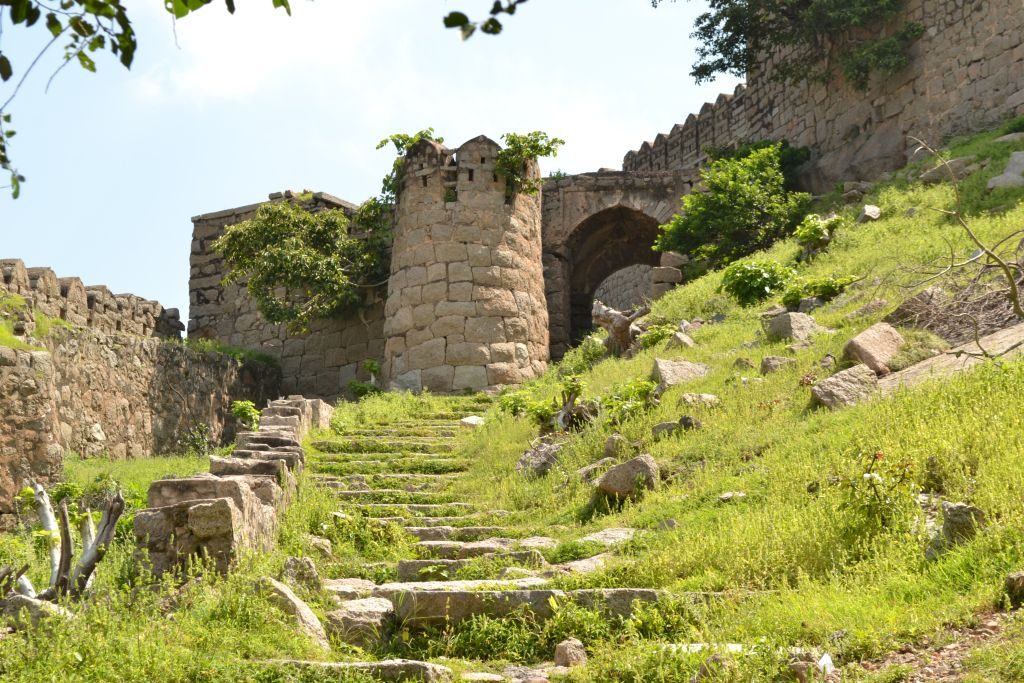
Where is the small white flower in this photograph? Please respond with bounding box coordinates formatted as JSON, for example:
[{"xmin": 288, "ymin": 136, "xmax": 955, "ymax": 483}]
[{"xmin": 863, "ymin": 472, "xmax": 883, "ymax": 483}]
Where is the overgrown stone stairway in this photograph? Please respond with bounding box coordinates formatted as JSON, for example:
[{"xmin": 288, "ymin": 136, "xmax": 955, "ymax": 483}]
[{"xmin": 288, "ymin": 396, "xmax": 680, "ymax": 683}]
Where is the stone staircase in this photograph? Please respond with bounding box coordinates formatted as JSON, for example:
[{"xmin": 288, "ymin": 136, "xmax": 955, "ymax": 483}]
[{"xmin": 290, "ymin": 398, "xmax": 681, "ymax": 683}]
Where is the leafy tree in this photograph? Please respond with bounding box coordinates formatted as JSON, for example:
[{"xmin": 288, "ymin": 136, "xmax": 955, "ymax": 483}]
[
  {"xmin": 443, "ymin": 1, "xmax": 529, "ymax": 40},
  {"xmin": 496, "ymin": 131, "xmax": 565, "ymax": 195},
  {"xmin": 654, "ymin": 144, "xmax": 810, "ymax": 268},
  {"xmin": 0, "ymin": 0, "xmax": 291, "ymax": 197}
]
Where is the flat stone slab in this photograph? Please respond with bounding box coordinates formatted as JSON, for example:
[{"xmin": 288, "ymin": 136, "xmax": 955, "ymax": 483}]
[
  {"xmin": 397, "ymin": 551, "xmax": 546, "ymax": 581},
  {"xmin": 546, "ymin": 553, "xmax": 612, "ymax": 576},
  {"xmin": 356, "ymin": 503, "xmax": 474, "ymax": 515},
  {"xmin": 374, "ymin": 577, "xmax": 548, "ymax": 597},
  {"xmin": 879, "ymin": 321, "xmax": 1024, "ymax": 393},
  {"xmin": 652, "ymin": 358, "xmax": 711, "ymax": 389},
  {"xmin": 518, "ymin": 536, "xmax": 558, "ymax": 549},
  {"xmin": 404, "ymin": 526, "xmax": 507, "ymax": 542},
  {"xmin": 264, "ymin": 659, "xmax": 452, "ymax": 682},
  {"xmin": 323, "ymin": 577, "xmax": 376, "ymax": 601},
  {"xmin": 811, "ymin": 364, "xmax": 878, "ymax": 409},
  {"xmin": 579, "ymin": 527, "xmax": 637, "ymax": 546},
  {"xmin": 416, "ymin": 539, "xmax": 515, "ymax": 559}
]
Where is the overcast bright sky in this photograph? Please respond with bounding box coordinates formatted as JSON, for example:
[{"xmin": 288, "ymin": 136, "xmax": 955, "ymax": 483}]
[{"xmin": 1, "ymin": 0, "xmax": 741, "ymax": 315}]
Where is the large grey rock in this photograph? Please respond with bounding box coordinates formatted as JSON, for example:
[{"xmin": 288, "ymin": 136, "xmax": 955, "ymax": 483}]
[
  {"xmin": 266, "ymin": 659, "xmax": 452, "ymax": 682},
  {"xmin": 323, "ymin": 577, "xmax": 376, "ymax": 601},
  {"xmin": 603, "ymin": 434, "xmax": 632, "ymax": 459},
  {"xmin": 811, "ymin": 364, "xmax": 878, "ymax": 409},
  {"xmin": 1, "ymin": 595, "xmax": 72, "ymax": 630},
  {"xmin": 652, "ymin": 358, "xmax": 711, "ymax": 390},
  {"xmin": 764, "ymin": 313, "xmax": 826, "ymax": 343},
  {"xmin": 577, "ymin": 457, "xmax": 617, "ymax": 484},
  {"xmin": 325, "ymin": 597, "xmax": 395, "ymax": 648},
  {"xmin": 579, "ymin": 527, "xmax": 637, "ymax": 546},
  {"xmin": 844, "ymin": 322, "xmax": 906, "ymax": 375},
  {"xmin": 666, "ymin": 331, "xmax": 696, "ymax": 349},
  {"xmin": 988, "ymin": 151, "xmax": 1024, "ymax": 190},
  {"xmin": 926, "ymin": 502, "xmax": 985, "ymax": 559},
  {"xmin": 257, "ymin": 577, "xmax": 329, "ymax": 650},
  {"xmin": 281, "ymin": 556, "xmax": 320, "ymax": 592},
  {"xmin": 652, "ymin": 421, "xmax": 679, "ymax": 439},
  {"xmin": 597, "ymin": 455, "xmax": 658, "ymax": 501},
  {"xmin": 554, "ymin": 638, "xmax": 588, "ymax": 667},
  {"xmin": 920, "ymin": 155, "xmax": 978, "ymax": 183},
  {"xmin": 856, "ymin": 204, "xmax": 882, "ymax": 223},
  {"xmin": 678, "ymin": 393, "xmax": 720, "ymax": 407},
  {"xmin": 760, "ymin": 356, "xmax": 796, "ymax": 374},
  {"xmin": 516, "ymin": 441, "xmax": 564, "ymax": 478}
]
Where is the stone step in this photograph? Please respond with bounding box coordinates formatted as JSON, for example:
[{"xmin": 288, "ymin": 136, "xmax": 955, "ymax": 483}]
[
  {"xmin": 367, "ymin": 514, "xmax": 504, "ymax": 528},
  {"xmin": 316, "ymin": 473, "xmax": 456, "ymax": 491},
  {"xmin": 416, "ymin": 539, "xmax": 515, "ymax": 559},
  {"xmin": 311, "ymin": 459, "xmax": 470, "ymax": 475},
  {"xmin": 314, "ymin": 451, "xmax": 457, "ymax": 463},
  {"xmin": 397, "ymin": 551, "xmax": 546, "ymax": 582},
  {"xmin": 336, "ymin": 427, "xmax": 458, "ymax": 438},
  {"xmin": 404, "ymin": 526, "xmax": 508, "ymax": 542},
  {"xmin": 347, "ymin": 502, "xmax": 475, "ymax": 517},
  {"xmin": 332, "ymin": 489, "xmax": 455, "ymax": 504},
  {"xmin": 388, "ymin": 587, "xmax": 670, "ymax": 628},
  {"xmin": 372, "ymin": 577, "xmax": 548, "ymax": 600},
  {"xmin": 263, "ymin": 659, "xmax": 452, "ymax": 682},
  {"xmin": 312, "ymin": 439, "xmax": 457, "ymax": 455}
]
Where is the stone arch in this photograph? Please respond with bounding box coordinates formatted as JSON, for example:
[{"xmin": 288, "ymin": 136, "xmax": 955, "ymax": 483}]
[{"xmin": 564, "ymin": 205, "xmax": 661, "ymax": 347}]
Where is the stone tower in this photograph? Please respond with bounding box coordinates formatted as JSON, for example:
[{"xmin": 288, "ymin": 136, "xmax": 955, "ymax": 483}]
[{"xmin": 382, "ymin": 135, "xmax": 550, "ymax": 393}]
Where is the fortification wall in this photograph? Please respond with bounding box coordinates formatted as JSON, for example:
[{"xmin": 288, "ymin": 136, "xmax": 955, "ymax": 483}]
[
  {"xmin": 623, "ymin": 0, "xmax": 1024, "ymax": 188},
  {"xmin": 383, "ymin": 136, "xmax": 549, "ymax": 392},
  {"xmin": 0, "ymin": 266, "xmax": 280, "ymax": 530},
  {"xmin": 189, "ymin": 191, "xmax": 386, "ymax": 398},
  {"xmin": 593, "ymin": 264, "xmax": 653, "ymax": 312}
]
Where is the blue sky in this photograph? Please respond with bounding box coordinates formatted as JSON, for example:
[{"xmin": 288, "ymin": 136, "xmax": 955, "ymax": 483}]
[{"xmin": 1, "ymin": 0, "xmax": 740, "ymax": 316}]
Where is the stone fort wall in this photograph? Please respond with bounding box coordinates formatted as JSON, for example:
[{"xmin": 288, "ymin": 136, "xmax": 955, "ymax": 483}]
[
  {"xmin": 623, "ymin": 0, "xmax": 1024, "ymax": 189},
  {"xmin": 188, "ymin": 191, "xmax": 387, "ymax": 398},
  {"xmin": 0, "ymin": 262, "xmax": 279, "ymax": 531}
]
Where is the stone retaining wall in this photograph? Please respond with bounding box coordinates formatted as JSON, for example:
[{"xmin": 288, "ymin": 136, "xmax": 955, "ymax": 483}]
[
  {"xmin": 134, "ymin": 397, "xmax": 332, "ymax": 576},
  {"xmin": 623, "ymin": 0, "xmax": 1024, "ymax": 189},
  {"xmin": 593, "ymin": 264, "xmax": 653, "ymax": 312}
]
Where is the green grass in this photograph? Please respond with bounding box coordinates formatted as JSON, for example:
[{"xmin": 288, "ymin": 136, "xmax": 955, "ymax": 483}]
[{"xmin": 179, "ymin": 337, "xmax": 281, "ymax": 367}]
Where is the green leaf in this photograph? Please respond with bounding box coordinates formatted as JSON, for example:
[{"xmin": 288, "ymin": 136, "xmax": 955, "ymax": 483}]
[
  {"xmin": 443, "ymin": 11, "xmax": 469, "ymax": 28},
  {"xmin": 480, "ymin": 17, "xmax": 503, "ymax": 34},
  {"xmin": 0, "ymin": 55, "xmax": 11, "ymax": 82},
  {"xmin": 77, "ymin": 51, "xmax": 97, "ymax": 72},
  {"xmin": 45, "ymin": 12, "xmax": 62, "ymax": 37}
]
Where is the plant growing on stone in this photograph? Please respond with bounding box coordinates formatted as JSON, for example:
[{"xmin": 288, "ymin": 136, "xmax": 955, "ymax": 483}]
[
  {"xmin": 177, "ymin": 423, "xmax": 212, "ymax": 457},
  {"xmin": 496, "ymin": 131, "xmax": 565, "ymax": 195},
  {"xmin": 637, "ymin": 322, "xmax": 676, "ymax": 349},
  {"xmin": 655, "ymin": 144, "xmax": 810, "ymax": 268},
  {"xmin": 781, "ymin": 274, "xmax": 858, "ymax": 311},
  {"xmin": 840, "ymin": 451, "xmax": 916, "ymax": 535},
  {"xmin": 794, "ymin": 213, "xmax": 848, "ymax": 259},
  {"xmin": 230, "ymin": 400, "xmax": 260, "ymax": 432},
  {"xmin": 557, "ymin": 334, "xmax": 608, "ymax": 376},
  {"xmin": 720, "ymin": 259, "xmax": 795, "ymax": 307}
]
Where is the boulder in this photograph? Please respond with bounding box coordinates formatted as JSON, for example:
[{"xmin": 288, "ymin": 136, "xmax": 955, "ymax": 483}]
[
  {"xmin": 651, "ymin": 267, "xmax": 683, "ymax": 284},
  {"xmin": 577, "ymin": 458, "xmax": 617, "ymax": 484},
  {"xmin": 920, "ymin": 155, "xmax": 978, "ymax": 183},
  {"xmin": 325, "ymin": 597, "xmax": 395, "ymax": 648},
  {"xmin": 798, "ymin": 297, "xmax": 824, "ymax": 313},
  {"xmin": 281, "ymin": 556, "xmax": 321, "ymax": 592},
  {"xmin": 554, "ymin": 638, "xmax": 588, "ymax": 667},
  {"xmin": 856, "ymin": 204, "xmax": 882, "ymax": 223},
  {"xmin": 760, "ymin": 356, "xmax": 796, "ymax": 374},
  {"xmin": 323, "ymin": 578, "xmax": 376, "ymax": 601},
  {"xmin": 652, "ymin": 422, "xmax": 679, "ymax": 439},
  {"xmin": 1, "ymin": 595, "xmax": 72, "ymax": 630},
  {"xmin": 926, "ymin": 502, "xmax": 986, "ymax": 559},
  {"xmin": 660, "ymin": 251, "xmax": 689, "ymax": 269},
  {"xmin": 597, "ymin": 455, "xmax": 659, "ymax": 502},
  {"xmin": 679, "ymin": 393, "xmax": 720, "ymax": 407},
  {"xmin": 844, "ymin": 322, "xmax": 906, "ymax": 375},
  {"xmin": 460, "ymin": 416, "xmax": 485, "ymax": 429},
  {"xmin": 810, "ymin": 365, "xmax": 878, "ymax": 409},
  {"xmin": 603, "ymin": 434, "xmax": 632, "ymax": 459},
  {"xmin": 764, "ymin": 313, "xmax": 827, "ymax": 343},
  {"xmin": 678, "ymin": 415, "xmax": 701, "ymax": 430},
  {"xmin": 1005, "ymin": 571, "xmax": 1024, "ymax": 608},
  {"xmin": 666, "ymin": 331, "xmax": 696, "ymax": 349},
  {"xmin": 987, "ymin": 151, "xmax": 1024, "ymax": 190},
  {"xmin": 651, "ymin": 358, "xmax": 711, "ymax": 390},
  {"xmin": 257, "ymin": 577, "xmax": 330, "ymax": 650},
  {"xmin": 516, "ymin": 441, "xmax": 564, "ymax": 478}
]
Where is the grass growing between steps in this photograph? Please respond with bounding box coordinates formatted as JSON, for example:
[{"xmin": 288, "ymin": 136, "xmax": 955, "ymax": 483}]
[
  {"xmin": 410, "ymin": 126, "xmax": 1024, "ymax": 678},
  {"xmin": 0, "ymin": 463, "xmax": 419, "ymax": 683}
]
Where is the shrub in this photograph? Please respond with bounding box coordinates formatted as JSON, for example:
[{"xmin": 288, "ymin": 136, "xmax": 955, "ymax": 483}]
[
  {"xmin": 781, "ymin": 274, "xmax": 858, "ymax": 311},
  {"xmin": 705, "ymin": 139, "xmax": 811, "ymax": 191},
  {"xmin": 655, "ymin": 144, "xmax": 810, "ymax": 267},
  {"xmin": 347, "ymin": 380, "xmax": 383, "ymax": 399},
  {"xmin": 720, "ymin": 260, "xmax": 795, "ymax": 307},
  {"xmin": 794, "ymin": 213, "xmax": 847, "ymax": 252},
  {"xmin": 558, "ymin": 335, "xmax": 607, "ymax": 376},
  {"xmin": 600, "ymin": 378, "xmax": 659, "ymax": 426},
  {"xmin": 637, "ymin": 322, "xmax": 676, "ymax": 349},
  {"xmin": 177, "ymin": 423, "xmax": 213, "ymax": 457},
  {"xmin": 230, "ymin": 400, "xmax": 261, "ymax": 431},
  {"xmin": 498, "ymin": 390, "xmax": 531, "ymax": 417}
]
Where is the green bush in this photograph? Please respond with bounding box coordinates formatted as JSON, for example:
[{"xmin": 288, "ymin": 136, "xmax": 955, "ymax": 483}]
[
  {"xmin": 637, "ymin": 322, "xmax": 676, "ymax": 349},
  {"xmin": 794, "ymin": 213, "xmax": 847, "ymax": 251},
  {"xmin": 558, "ymin": 335, "xmax": 607, "ymax": 376},
  {"xmin": 230, "ymin": 400, "xmax": 261, "ymax": 431},
  {"xmin": 655, "ymin": 144, "xmax": 810, "ymax": 267},
  {"xmin": 347, "ymin": 380, "xmax": 383, "ymax": 399},
  {"xmin": 720, "ymin": 260, "xmax": 795, "ymax": 307},
  {"xmin": 705, "ymin": 139, "xmax": 811, "ymax": 191},
  {"xmin": 781, "ymin": 274, "xmax": 858, "ymax": 311},
  {"xmin": 600, "ymin": 378, "xmax": 659, "ymax": 426}
]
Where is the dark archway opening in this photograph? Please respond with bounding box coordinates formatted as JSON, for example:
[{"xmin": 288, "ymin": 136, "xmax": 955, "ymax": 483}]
[{"xmin": 566, "ymin": 206, "xmax": 660, "ymax": 346}]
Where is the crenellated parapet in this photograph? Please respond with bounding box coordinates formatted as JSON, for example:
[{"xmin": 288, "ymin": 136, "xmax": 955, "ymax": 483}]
[{"xmin": 1, "ymin": 258, "xmax": 184, "ymax": 339}]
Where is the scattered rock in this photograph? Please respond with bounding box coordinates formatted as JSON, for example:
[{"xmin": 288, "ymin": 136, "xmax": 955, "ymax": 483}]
[
  {"xmin": 460, "ymin": 416, "xmax": 485, "ymax": 428},
  {"xmin": 679, "ymin": 393, "xmax": 720, "ymax": 407},
  {"xmin": 763, "ymin": 313, "xmax": 827, "ymax": 343},
  {"xmin": 844, "ymin": 180, "xmax": 874, "ymax": 194},
  {"xmin": 920, "ymin": 155, "xmax": 978, "ymax": 183},
  {"xmin": 652, "ymin": 422, "xmax": 679, "ymax": 440},
  {"xmin": 577, "ymin": 457, "xmax": 617, "ymax": 484},
  {"xmin": 651, "ymin": 266, "xmax": 683, "ymax": 284},
  {"xmin": 844, "ymin": 322, "xmax": 906, "ymax": 375},
  {"xmin": 323, "ymin": 578, "xmax": 376, "ymax": 602},
  {"xmin": 856, "ymin": 204, "xmax": 882, "ymax": 223},
  {"xmin": 659, "ymin": 518, "xmax": 679, "ymax": 530},
  {"xmin": 554, "ymin": 638, "xmax": 588, "ymax": 667},
  {"xmin": 460, "ymin": 674, "xmax": 504, "ymax": 682},
  {"xmin": 811, "ymin": 364, "xmax": 878, "ymax": 409},
  {"xmin": 257, "ymin": 577, "xmax": 330, "ymax": 651},
  {"xmin": 517, "ymin": 441, "xmax": 564, "ymax": 478},
  {"xmin": 760, "ymin": 356, "xmax": 796, "ymax": 374},
  {"xmin": 0, "ymin": 595, "xmax": 72, "ymax": 630},
  {"xmin": 760, "ymin": 304, "xmax": 788, "ymax": 319},
  {"xmin": 660, "ymin": 251, "xmax": 689, "ymax": 269},
  {"xmin": 652, "ymin": 358, "xmax": 711, "ymax": 390},
  {"xmin": 846, "ymin": 299, "xmax": 888, "ymax": 320},
  {"xmin": 519, "ymin": 536, "xmax": 559, "ymax": 550},
  {"xmin": 718, "ymin": 491, "xmax": 746, "ymax": 503},
  {"xmin": 995, "ymin": 132, "xmax": 1024, "ymax": 143},
  {"xmin": 325, "ymin": 597, "xmax": 395, "ymax": 648},
  {"xmin": 819, "ymin": 354, "xmax": 837, "ymax": 370},
  {"xmin": 988, "ymin": 151, "xmax": 1024, "ymax": 190},
  {"xmin": 679, "ymin": 415, "xmax": 702, "ymax": 430},
  {"xmin": 798, "ymin": 297, "xmax": 824, "ymax": 313},
  {"xmin": 941, "ymin": 501, "xmax": 986, "ymax": 545},
  {"xmin": 604, "ymin": 434, "xmax": 632, "ymax": 459},
  {"xmin": 281, "ymin": 556, "xmax": 320, "ymax": 592},
  {"xmin": 1005, "ymin": 571, "xmax": 1024, "ymax": 608},
  {"xmin": 597, "ymin": 455, "xmax": 659, "ymax": 502},
  {"xmin": 667, "ymin": 331, "xmax": 696, "ymax": 349},
  {"xmin": 733, "ymin": 357, "xmax": 756, "ymax": 370},
  {"xmin": 580, "ymin": 527, "xmax": 637, "ymax": 546},
  {"xmin": 306, "ymin": 535, "xmax": 333, "ymax": 558}
]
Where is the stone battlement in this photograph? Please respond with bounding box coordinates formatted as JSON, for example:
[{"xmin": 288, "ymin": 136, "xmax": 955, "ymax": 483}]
[
  {"xmin": 1, "ymin": 258, "xmax": 184, "ymax": 339},
  {"xmin": 623, "ymin": 0, "xmax": 1024, "ymax": 190}
]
